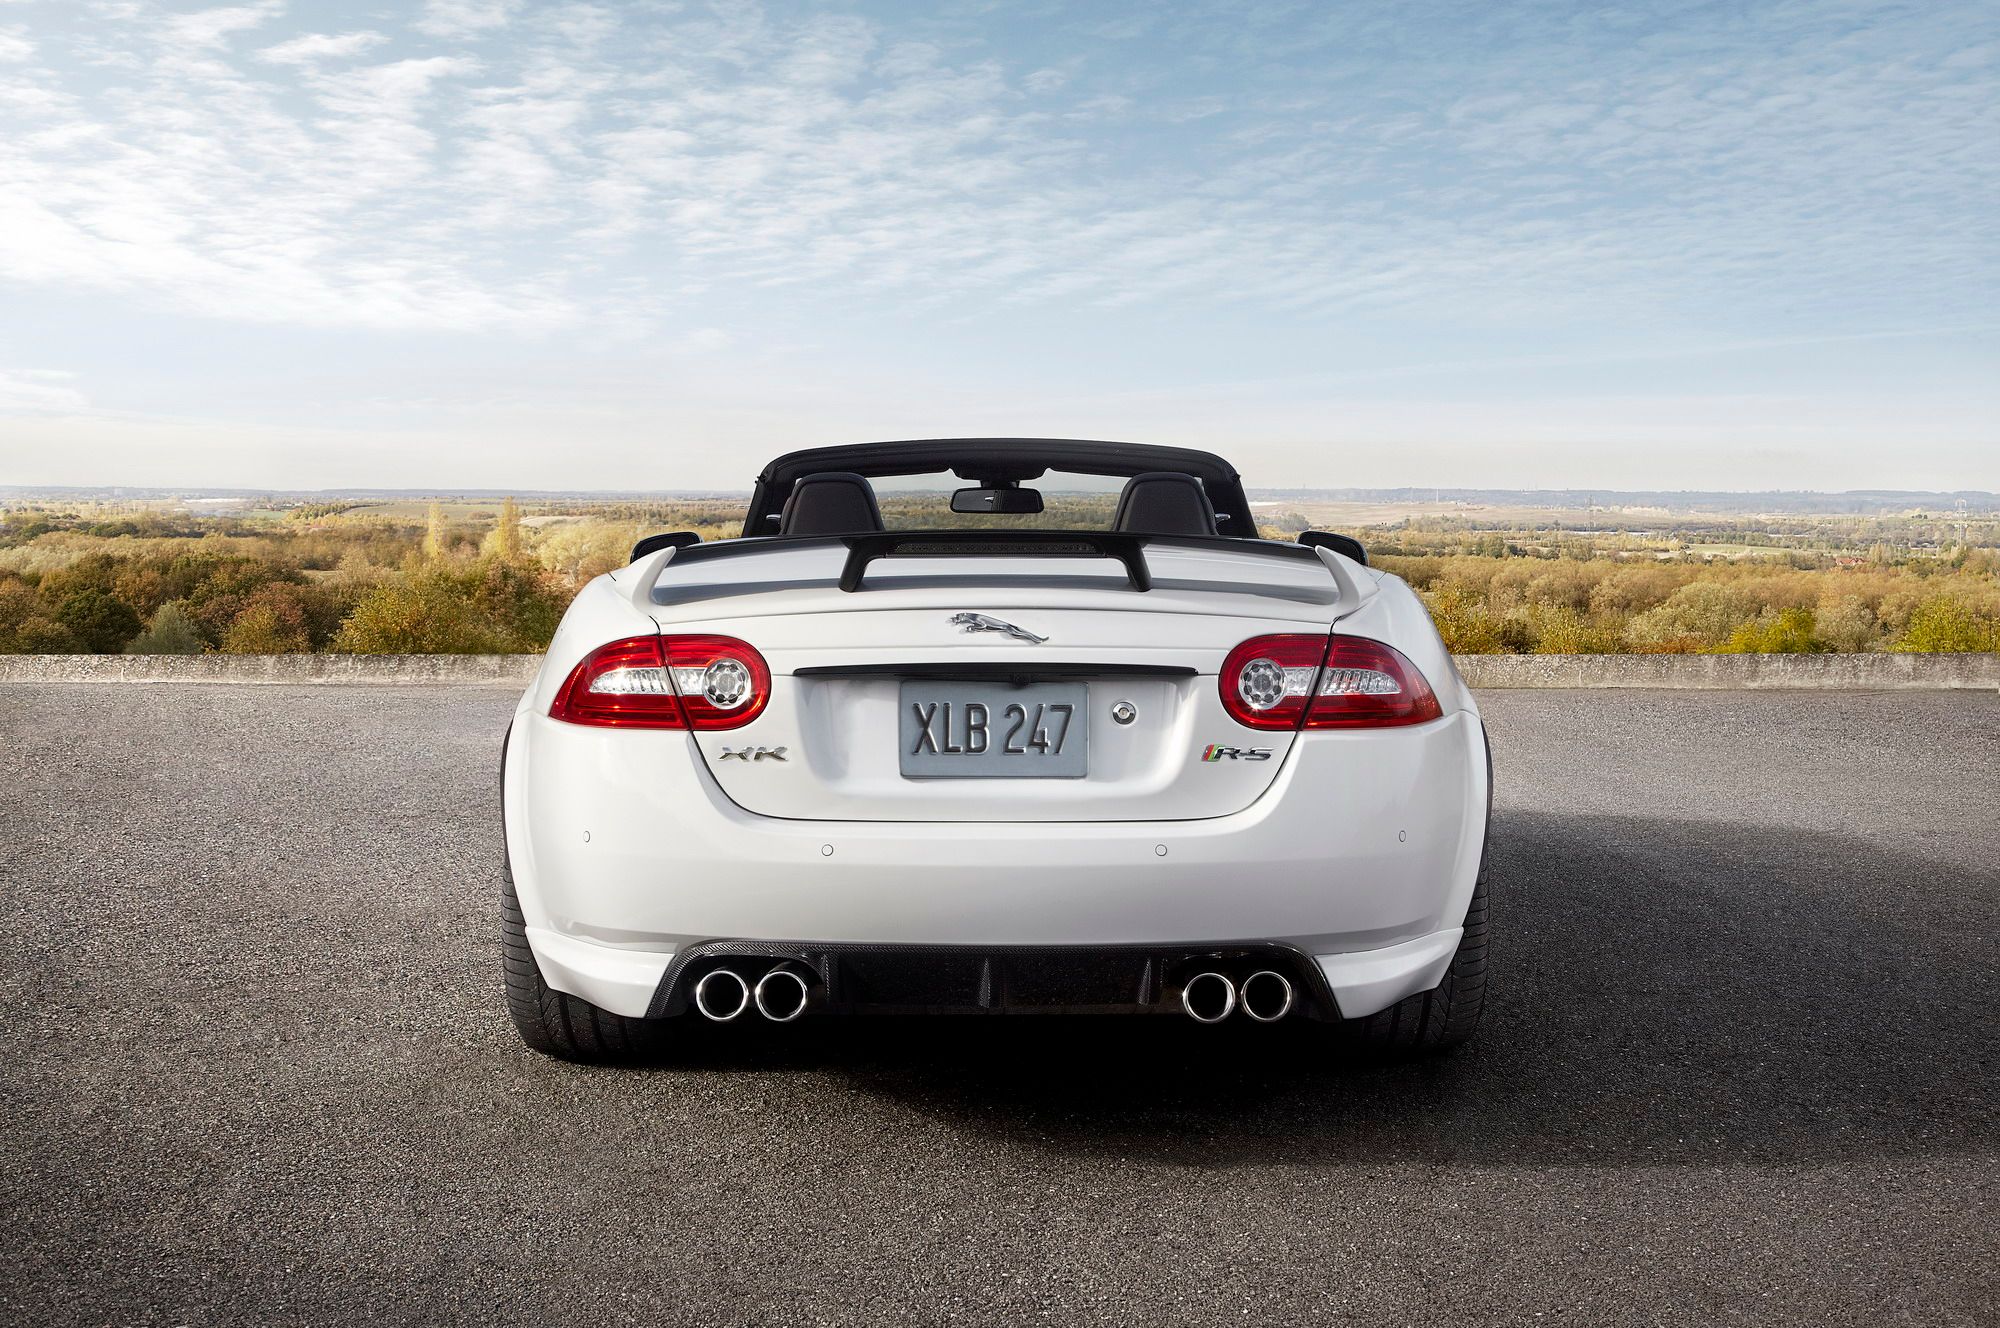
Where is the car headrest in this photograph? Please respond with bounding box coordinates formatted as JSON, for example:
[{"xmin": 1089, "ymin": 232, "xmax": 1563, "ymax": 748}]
[
  {"xmin": 779, "ymin": 471, "xmax": 884, "ymax": 537},
  {"xmin": 1111, "ymin": 472, "xmax": 1218, "ymax": 537}
]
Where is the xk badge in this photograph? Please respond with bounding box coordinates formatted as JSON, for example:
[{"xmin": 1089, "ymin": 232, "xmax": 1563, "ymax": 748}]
[{"xmin": 718, "ymin": 745, "xmax": 788, "ymax": 762}]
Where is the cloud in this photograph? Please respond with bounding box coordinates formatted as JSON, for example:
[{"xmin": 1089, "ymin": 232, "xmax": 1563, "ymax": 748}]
[
  {"xmin": 256, "ymin": 31, "xmax": 387, "ymax": 65},
  {"xmin": 0, "ymin": 0, "xmax": 1991, "ymax": 349},
  {"xmin": 159, "ymin": 2, "xmax": 284, "ymax": 51},
  {"xmin": 0, "ymin": 28, "xmax": 32, "ymax": 62},
  {"xmin": 414, "ymin": 0, "xmax": 522, "ymax": 39},
  {"xmin": 311, "ymin": 54, "xmax": 478, "ymax": 117},
  {"xmin": 671, "ymin": 327, "xmax": 733, "ymax": 353},
  {"xmin": 0, "ymin": 369, "xmax": 88, "ymax": 413}
]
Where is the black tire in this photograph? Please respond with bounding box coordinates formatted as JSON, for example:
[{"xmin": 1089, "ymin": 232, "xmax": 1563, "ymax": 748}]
[
  {"xmin": 1347, "ymin": 854, "xmax": 1490, "ymax": 1055},
  {"xmin": 502, "ymin": 857, "xmax": 670, "ymax": 1062}
]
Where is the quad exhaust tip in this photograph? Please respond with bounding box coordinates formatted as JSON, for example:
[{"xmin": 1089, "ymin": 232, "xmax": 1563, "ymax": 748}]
[
  {"xmin": 1239, "ymin": 969, "xmax": 1295, "ymax": 1023},
  {"xmin": 1180, "ymin": 968, "xmax": 1296, "ymax": 1023},
  {"xmin": 700, "ymin": 960, "xmax": 1282, "ymax": 1024},
  {"xmin": 692, "ymin": 968, "xmax": 751, "ymax": 1022},
  {"xmin": 1180, "ymin": 971, "xmax": 1236, "ymax": 1024},
  {"xmin": 754, "ymin": 967, "xmax": 811, "ymax": 1023},
  {"xmin": 694, "ymin": 965, "xmax": 815, "ymax": 1022}
]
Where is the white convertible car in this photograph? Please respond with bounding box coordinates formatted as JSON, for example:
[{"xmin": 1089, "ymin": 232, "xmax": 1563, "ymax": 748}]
[{"xmin": 501, "ymin": 439, "xmax": 1490, "ymax": 1059}]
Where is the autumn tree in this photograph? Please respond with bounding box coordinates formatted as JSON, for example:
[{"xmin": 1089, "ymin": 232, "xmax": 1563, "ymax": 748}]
[
  {"xmin": 423, "ymin": 502, "xmax": 448, "ymax": 560},
  {"xmin": 124, "ymin": 602, "xmax": 205, "ymax": 655},
  {"xmin": 220, "ymin": 586, "xmax": 313, "ymax": 653},
  {"xmin": 484, "ymin": 496, "xmax": 523, "ymax": 563},
  {"xmin": 54, "ymin": 588, "xmax": 141, "ymax": 654},
  {"xmin": 1896, "ymin": 596, "xmax": 2000, "ymax": 652}
]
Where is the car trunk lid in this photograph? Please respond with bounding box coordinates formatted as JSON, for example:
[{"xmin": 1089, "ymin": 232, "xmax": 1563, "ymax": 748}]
[{"xmin": 645, "ymin": 540, "xmax": 1347, "ymax": 822}]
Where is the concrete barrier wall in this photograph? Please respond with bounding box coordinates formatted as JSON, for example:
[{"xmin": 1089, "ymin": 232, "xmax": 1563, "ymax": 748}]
[
  {"xmin": 1454, "ymin": 652, "xmax": 2000, "ymax": 690},
  {"xmin": 0, "ymin": 652, "xmax": 1995, "ymax": 690},
  {"xmin": 0, "ymin": 654, "xmax": 544, "ymax": 685}
]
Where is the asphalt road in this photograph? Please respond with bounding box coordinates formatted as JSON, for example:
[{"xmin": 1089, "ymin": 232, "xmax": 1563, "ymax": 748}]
[{"xmin": 2, "ymin": 684, "xmax": 1995, "ymax": 1326}]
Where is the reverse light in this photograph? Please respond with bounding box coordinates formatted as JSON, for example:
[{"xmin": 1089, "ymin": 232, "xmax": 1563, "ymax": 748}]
[
  {"xmin": 1220, "ymin": 634, "xmax": 1441, "ymax": 731},
  {"xmin": 551, "ymin": 635, "xmax": 771, "ymax": 730},
  {"xmin": 1306, "ymin": 636, "xmax": 1442, "ymax": 728},
  {"xmin": 664, "ymin": 634, "xmax": 771, "ymax": 728},
  {"xmin": 1219, "ymin": 635, "xmax": 1328, "ymax": 730}
]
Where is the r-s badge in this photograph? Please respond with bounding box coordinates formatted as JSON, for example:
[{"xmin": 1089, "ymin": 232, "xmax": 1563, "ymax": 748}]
[{"xmin": 1200, "ymin": 743, "xmax": 1272, "ymax": 762}]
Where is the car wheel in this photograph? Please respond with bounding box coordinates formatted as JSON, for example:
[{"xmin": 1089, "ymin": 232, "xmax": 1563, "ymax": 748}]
[
  {"xmin": 501, "ymin": 857, "xmax": 669, "ymax": 1062},
  {"xmin": 1348, "ymin": 856, "xmax": 1489, "ymax": 1054}
]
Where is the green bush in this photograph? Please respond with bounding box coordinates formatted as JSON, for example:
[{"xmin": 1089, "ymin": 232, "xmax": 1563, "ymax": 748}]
[
  {"xmin": 55, "ymin": 588, "xmax": 142, "ymax": 653},
  {"xmin": 124, "ymin": 602, "xmax": 205, "ymax": 655},
  {"xmin": 221, "ymin": 590, "xmax": 312, "ymax": 653},
  {"xmin": 1627, "ymin": 582, "xmax": 1763, "ymax": 651},
  {"xmin": 1421, "ymin": 586, "xmax": 1511, "ymax": 653},
  {"xmin": 8, "ymin": 617, "xmax": 81, "ymax": 652},
  {"xmin": 333, "ymin": 574, "xmax": 507, "ymax": 653},
  {"xmin": 331, "ymin": 560, "xmax": 565, "ymax": 653},
  {"xmin": 467, "ymin": 560, "xmax": 565, "ymax": 649},
  {"xmin": 1813, "ymin": 595, "xmax": 1878, "ymax": 652},
  {"xmin": 1525, "ymin": 605, "xmax": 1624, "ymax": 654},
  {"xmin": 1894, "ymin": 596, "xmax": 2000, "ymax": 652},
  {"xmin": 1714, "ymin": 607, "xmax": 1827, "ymax": 654}
]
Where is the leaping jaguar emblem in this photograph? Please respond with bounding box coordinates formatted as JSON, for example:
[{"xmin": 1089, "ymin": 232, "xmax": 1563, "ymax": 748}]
[{"xmin": 949, "ymin": 612, "xmax": 1048, "ymax": 644}]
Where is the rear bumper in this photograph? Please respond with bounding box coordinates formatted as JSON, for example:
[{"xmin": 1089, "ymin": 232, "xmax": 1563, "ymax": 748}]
[
  {"xmin": 504, "ymin": 704, "xmax": 1488, "ymax": 1020},
  {"xmin": 529, "ymin": 926, "xmax": 1464, "ymax": 1022}
]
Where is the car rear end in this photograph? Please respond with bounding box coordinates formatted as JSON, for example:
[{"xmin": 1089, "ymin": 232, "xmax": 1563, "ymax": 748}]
[{"xmin": 502, "ymin": 535, "xmax": 1490, "ymax": 1041}]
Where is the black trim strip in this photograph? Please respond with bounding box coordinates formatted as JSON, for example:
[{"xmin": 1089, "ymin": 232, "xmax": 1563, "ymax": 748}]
[
  {"xmin": 839, "ymin": 530, "xmax": 1154, "ymax": 593},
  {"xmin": 666, "ymin": 534, "xmax": 811, "ymax": 566},
  {"xmin": 653, "ymin": 573, "xmax": 1335, "ymax": 608},
  {"xmin": 792, "ymin": 663, "xmax": 1197, "ymax": 680},
  {"xmin": 654, "ymin": 532, "xmax": 1332, "ymax": 605},
  {"xmin": 663, "ymin": 530, "xmax": 1320, "ymax": 571}
]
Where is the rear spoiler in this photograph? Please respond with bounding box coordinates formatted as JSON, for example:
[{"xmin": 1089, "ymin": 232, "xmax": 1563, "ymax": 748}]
[
  {"xmin": 1308, "ymin": 542, "xmax": 1379, "ymax": 618},
  {"xmin": 625, "ymin": 530, "xmax": 1375, "ymax": 613}
]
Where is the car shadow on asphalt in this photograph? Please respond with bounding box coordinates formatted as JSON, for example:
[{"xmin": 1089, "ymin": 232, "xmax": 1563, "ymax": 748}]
[{"xmin": 645, "ymin": 811, "xmax": 1998, "ymax": 1169}]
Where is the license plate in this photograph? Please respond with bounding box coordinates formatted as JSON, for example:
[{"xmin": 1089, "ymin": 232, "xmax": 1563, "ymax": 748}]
[{"xmin": 898, "ymin": 682, "xmax": 1088, "ymax": 779}]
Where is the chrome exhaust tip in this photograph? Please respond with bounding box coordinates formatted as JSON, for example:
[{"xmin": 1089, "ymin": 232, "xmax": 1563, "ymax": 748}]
[
  {"xmin": 1180, "ymin": 971, "xmax": 1236, "ymax": 1024},
  {"xmin": 692, "ymin": 968, "xmax": 751, "ymax": 1022},
  {"xmin": 1239, "ymin": 970, "xmax": 1295, "ymax": 1023},
  {"xmin": 753, "ymin": 967, "xmax": 811, "ymax": 1023}
]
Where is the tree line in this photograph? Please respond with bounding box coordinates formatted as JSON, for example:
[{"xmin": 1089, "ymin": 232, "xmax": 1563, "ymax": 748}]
[{"xmin": 0, "ymin": 497, "xmax": 1995, "ymax": 655}]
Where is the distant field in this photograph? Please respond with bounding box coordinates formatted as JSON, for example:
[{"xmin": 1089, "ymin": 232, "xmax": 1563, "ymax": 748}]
[
  {"xmin": 1, "ymin": 491, "xmax": 1995, "ymax": 656},
  {"xmin": 1684, "ymin": 543, "xmax": 1795, "ymax": 560}
]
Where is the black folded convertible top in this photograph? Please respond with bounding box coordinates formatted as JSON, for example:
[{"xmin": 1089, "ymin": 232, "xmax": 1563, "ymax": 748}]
[{"xmin": 742, "ymin": 438, "xmax": 1257, "ymax": 537}]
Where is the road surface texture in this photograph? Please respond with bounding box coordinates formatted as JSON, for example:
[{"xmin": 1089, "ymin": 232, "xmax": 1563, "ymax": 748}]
[{"xmin": 2, "ymin": 684, "xmax": 1994, "ymax": 1325}]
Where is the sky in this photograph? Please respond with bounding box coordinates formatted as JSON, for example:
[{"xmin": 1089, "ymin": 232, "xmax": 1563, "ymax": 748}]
[{"xmin": 0, "ymin": 0, "xmax": 1995, "ymax": 493}]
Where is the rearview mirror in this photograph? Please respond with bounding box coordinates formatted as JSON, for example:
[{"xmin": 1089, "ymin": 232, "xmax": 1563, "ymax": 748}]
[{"xmin": 951, "ymin": 486, "xmax": 1044, "ymax": 515}]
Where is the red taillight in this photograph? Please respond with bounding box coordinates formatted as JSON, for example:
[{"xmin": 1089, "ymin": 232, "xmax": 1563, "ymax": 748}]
[
  {"xmin": 1306, "ymin": 636, "xmax": 1442, "ymax": 728},
  {"xmin": 1220, "ymin": 634, "xmax": 1441, "ymax": 731},
  {"xmin": 551, "ymin": 636, "xmax": 681, "ymax": 728},
  {"xmin": 1219, "ymin": 634, "xmax": 1329, "ymax": 730},
  {"xmin": 550, "ymin": 635, "xmax": 770, "ymax": 730},
  {"xmin": 664, "ymin": 634, "xmax": 771, "ymax": 729}
]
